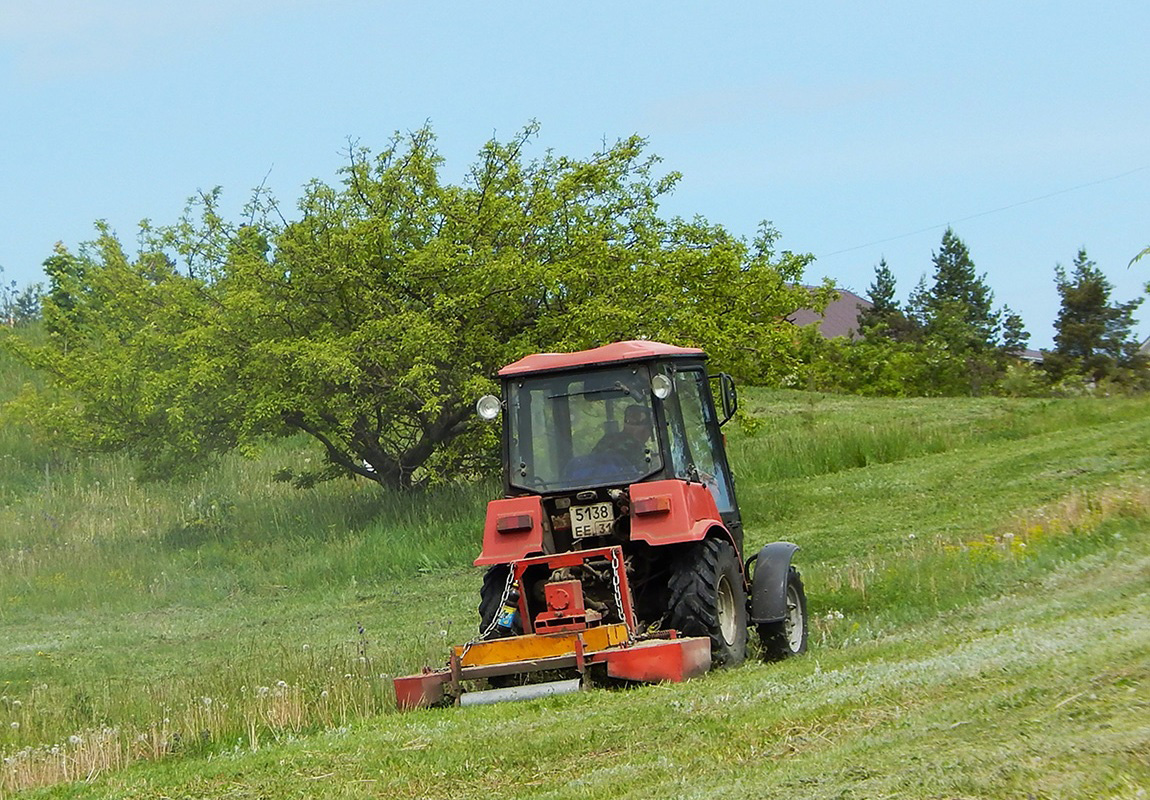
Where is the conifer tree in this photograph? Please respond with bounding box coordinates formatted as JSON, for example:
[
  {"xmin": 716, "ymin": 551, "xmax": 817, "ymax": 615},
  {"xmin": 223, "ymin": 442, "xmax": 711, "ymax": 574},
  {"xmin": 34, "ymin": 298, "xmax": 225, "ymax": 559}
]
[
  {"xmin": 912, "ymin": 228, "xmax": 999, "ymax": 351},
  {"xmin": 1046, "ymin": 248, "xmax": 1144, "ymax": 384},
  {"xmin": 999, "ymin": 306, "xmax": 1030, "ymax": 355},
  {"xmin": 858, "ymin": 258, "xmax": 916, "ymax": 341}
]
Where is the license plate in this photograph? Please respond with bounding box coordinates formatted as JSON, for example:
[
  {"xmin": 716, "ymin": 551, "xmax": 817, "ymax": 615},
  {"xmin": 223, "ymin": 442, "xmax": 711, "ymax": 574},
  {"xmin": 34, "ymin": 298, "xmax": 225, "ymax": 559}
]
[{"xmin": 571, "ymin": 502, "xmax": 614, "ymax": 538}]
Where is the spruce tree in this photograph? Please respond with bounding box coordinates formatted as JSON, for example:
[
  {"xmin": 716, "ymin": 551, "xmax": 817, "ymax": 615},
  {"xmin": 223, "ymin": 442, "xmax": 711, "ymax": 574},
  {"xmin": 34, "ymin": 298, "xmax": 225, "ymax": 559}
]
[
  {"xmin": 920, "ymin": 228, "xmax": 999, "ymax": 350},
  {"xmin": 999, "ymin": 306, "xmax": 1030, "ymax": 355},
  {"xmin": 859, "ymin": 258, "xmax": 916, "ymax": 341},
  {"xmin": 1047, "ymin": 248, "xmax": 1144, "ymax": 383}
]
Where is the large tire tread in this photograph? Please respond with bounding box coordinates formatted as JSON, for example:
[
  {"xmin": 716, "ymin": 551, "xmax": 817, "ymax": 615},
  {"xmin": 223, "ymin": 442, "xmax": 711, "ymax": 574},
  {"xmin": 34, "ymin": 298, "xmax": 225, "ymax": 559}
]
[{"xmin": 667, "ymin": 538, "xmax": 747, "ymax": 668}]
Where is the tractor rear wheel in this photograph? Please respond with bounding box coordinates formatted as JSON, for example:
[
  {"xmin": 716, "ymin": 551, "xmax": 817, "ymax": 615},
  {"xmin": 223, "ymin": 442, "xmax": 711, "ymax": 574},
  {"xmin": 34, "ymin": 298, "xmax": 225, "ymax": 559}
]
[
  {"xmin": 478, "ymin": 564, "xmax": 519, "ymax": 638},
  {"xmin": 757, "ymin": 566, "xmax": 808, "ymax": 660},
  {"xmin": 667, "ymin": 538, "xmax": 747, "ymax": 667}
]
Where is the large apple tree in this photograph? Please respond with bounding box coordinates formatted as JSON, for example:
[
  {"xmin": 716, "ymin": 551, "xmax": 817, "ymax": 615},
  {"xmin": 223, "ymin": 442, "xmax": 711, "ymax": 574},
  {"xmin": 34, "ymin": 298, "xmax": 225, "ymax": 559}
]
[{"xmin": 5, "ymin": 124, "xmax": 823, "ymax": 488}]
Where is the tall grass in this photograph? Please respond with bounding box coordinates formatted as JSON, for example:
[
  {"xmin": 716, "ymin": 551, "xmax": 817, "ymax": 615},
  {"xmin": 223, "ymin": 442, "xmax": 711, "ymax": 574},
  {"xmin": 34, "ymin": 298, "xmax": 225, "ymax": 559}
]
[{"xmin": 728, "ymin": 389, "xmax": 1150, "ymax": 483}]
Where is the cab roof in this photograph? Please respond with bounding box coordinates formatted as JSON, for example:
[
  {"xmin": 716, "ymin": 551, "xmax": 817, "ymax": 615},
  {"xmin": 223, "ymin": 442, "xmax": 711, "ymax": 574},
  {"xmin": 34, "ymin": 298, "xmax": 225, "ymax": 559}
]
[{"xmin": 499, "ymin": 340, "xmax": 704, "ymax": 377}]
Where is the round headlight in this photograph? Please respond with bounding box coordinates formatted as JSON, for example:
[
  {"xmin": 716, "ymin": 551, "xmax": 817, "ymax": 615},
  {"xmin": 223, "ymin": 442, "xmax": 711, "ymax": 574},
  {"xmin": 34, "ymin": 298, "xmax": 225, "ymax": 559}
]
[
  {"xmin": 651, "ymin": 373, "xmax": 673, "ymax": 399},
  {"xmin": 476, "ymin": 394, "xmax": 502, "ymax": 421}
]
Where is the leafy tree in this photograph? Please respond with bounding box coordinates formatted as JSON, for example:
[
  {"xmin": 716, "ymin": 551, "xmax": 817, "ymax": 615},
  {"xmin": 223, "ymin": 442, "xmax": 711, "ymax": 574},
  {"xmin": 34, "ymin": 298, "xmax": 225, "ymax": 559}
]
[
  {"xmin": 1133, "ymin": 244, "xmax": 1150, "ymax": 296},
  {"xmin": 1044, "ymin": 248, "xmax": 1145, "ymax": 385},
  {"xmin": 4, "ymin": 124, "xmax": 819, "ymax": 489}
]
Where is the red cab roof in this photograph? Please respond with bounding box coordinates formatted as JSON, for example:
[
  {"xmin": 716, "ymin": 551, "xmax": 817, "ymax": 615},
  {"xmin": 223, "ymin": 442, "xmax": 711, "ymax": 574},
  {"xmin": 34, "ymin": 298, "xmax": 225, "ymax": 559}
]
[{"xmin": 499, "ymin": 340, "xmax": 704, "ymax": 377}]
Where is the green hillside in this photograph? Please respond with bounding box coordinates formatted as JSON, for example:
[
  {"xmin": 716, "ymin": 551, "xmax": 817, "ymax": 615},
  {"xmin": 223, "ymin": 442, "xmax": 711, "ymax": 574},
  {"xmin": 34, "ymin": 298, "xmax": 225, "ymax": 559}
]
[{"xmin": 1, "ymin": 340, "xmax": 1147, "ymax": 797}]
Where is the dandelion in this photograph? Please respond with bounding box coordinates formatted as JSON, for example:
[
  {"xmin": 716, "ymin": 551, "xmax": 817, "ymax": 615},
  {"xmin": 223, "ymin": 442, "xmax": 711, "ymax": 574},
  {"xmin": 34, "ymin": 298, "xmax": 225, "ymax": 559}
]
[
  {"xmin": 68, "ymin": 735, "xmax": 82, "ymax": 746},
  {"xmin": 320, "ymin": 690, "xmax": 329, "ymax": 699},
  {"xmin": 276, "ymin": 680, "xmax": 288, "ymax": 688},
  {"xmin": 256, "ymin": 686, "xmax": 270, "ymax": 697},
  {"xmin": 9, "ymin": 722, "xmax": 18, "ymax": 729},
  {"xmin": 201, "ymin": 696, "xmax": 213, "ymax": 707}
]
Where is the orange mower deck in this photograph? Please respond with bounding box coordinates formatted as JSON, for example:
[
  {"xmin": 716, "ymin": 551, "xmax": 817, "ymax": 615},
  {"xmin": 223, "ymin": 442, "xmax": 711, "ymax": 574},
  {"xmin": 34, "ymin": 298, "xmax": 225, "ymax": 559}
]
[{"xmin": 393, "ymin": 546, "xmax": 712, "ymax": 709}]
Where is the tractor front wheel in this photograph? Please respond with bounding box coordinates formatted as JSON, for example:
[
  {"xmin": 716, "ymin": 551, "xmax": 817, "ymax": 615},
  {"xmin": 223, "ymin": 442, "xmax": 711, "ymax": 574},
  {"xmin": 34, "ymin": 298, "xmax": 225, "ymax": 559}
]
[
  {"xmin": 757, "ymin": 566, "xmax": 808, "ymax": 660},
  {"xmin": 667, "ymin": 538, "xmax": 747, "ymax": 667}
]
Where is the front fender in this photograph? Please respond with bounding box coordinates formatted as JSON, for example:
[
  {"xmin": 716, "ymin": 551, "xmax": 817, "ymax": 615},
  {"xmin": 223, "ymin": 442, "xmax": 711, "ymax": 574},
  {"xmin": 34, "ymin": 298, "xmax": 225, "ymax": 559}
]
[{"xmin": 748, "ymin": 541, "xmax": 800, "ymax": 623}]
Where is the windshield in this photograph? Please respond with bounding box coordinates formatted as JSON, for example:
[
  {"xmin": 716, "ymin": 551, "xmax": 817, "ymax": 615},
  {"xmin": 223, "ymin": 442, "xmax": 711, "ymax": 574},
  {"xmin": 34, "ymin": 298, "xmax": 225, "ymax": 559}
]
[{"xmin": 507, "ymin": 365, "xmax": 663, "ymax": 492}]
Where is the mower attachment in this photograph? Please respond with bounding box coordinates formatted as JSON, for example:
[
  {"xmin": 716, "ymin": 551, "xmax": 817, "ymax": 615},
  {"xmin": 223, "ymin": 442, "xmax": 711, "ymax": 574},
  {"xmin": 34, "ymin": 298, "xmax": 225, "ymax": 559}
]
[{"xmin": 393, "ymin": 546, "xmax": 711, "ymax": 710}]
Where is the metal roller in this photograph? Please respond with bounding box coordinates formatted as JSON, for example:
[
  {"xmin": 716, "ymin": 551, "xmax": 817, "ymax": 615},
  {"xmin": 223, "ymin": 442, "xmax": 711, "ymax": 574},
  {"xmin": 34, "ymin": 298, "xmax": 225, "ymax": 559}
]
[{"xmin": 459, "ymin": 678, "xmax": 582, "ymax": 707}]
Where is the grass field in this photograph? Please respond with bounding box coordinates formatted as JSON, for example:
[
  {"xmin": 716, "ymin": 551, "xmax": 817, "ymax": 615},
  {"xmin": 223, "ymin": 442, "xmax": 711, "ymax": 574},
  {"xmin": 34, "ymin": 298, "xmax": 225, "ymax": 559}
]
[{"xmin": 1, "ymin": 340, "xmax": 1148, "ymax": 798}]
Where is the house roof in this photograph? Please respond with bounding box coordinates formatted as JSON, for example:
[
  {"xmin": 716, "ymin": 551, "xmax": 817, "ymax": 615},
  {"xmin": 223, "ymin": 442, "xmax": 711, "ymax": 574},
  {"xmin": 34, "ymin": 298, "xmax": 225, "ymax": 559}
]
[{"xmin": 788, "ymin": 289, "xmax": 873, "ymax": 340}]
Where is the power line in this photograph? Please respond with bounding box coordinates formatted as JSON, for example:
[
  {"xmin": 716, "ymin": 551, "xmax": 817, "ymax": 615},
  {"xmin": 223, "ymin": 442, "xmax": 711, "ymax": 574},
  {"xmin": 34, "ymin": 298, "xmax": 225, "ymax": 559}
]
[{"xmin": 817, "ymin": 165, "xmax": 1150, "ymax": 260}]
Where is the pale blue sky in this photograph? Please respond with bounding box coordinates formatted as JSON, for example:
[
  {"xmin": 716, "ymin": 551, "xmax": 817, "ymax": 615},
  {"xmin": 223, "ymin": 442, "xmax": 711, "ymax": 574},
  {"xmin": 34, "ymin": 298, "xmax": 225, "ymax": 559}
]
[{"xmin": 2, "ymin": 1, "xmax": 1147, "ymax": 348}]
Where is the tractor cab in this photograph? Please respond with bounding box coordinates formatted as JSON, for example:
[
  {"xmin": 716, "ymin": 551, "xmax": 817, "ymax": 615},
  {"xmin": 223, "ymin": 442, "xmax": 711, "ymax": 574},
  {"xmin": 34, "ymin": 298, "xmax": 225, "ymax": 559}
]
[{"xmin": 483, "ymin": 341, "xmax": 743, "ymax": 555}]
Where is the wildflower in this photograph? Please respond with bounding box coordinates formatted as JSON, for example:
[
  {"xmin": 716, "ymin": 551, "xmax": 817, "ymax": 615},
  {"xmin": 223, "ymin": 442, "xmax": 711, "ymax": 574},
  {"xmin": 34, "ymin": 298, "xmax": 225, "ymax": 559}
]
[
  {"xmin": 69, "ymin": 735, "xmax": 83, "ymax": 746},
  {"xmin": 201, "ymin": 696, "xmax": 213, "ymax": 707},
  {"xmin": 9, "ymin": 722, "xmax": 18, "ymax": 729},
  {"xmin": 276, "ymin": 680, "xmax": 288, "ymax": 688}
]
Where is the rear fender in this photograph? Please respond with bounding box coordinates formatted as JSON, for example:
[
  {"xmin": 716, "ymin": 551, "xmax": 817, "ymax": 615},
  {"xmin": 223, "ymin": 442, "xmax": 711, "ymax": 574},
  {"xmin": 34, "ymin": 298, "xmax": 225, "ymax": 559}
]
[
  {"xmin": 748, "ymin": 541, "xmax": 800, "ymax": 623},
  {"xmin": 475, "ymin": 496, "xmax": 545, "ymax": 566},
  {"xmin": 629, "ymin": 480, "xmax": 727, "ymax": 548}
]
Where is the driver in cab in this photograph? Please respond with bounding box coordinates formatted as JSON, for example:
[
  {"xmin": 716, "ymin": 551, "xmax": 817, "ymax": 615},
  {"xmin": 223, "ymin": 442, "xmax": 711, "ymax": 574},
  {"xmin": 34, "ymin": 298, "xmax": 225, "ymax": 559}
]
[{"xmin": 591, "ymin": 404, "xmax": 653, "ymax": 475}]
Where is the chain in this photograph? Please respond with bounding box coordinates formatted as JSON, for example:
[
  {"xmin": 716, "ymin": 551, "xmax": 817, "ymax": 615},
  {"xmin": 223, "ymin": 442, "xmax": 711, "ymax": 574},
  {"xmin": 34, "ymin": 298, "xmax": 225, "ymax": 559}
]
[
  {"xmin": 609, "ymin": 548, "xmax": 628, "ymax": 634},
  {"xmin": 460, "ymin": 564, "xmax": 516, "ymax": 663}
]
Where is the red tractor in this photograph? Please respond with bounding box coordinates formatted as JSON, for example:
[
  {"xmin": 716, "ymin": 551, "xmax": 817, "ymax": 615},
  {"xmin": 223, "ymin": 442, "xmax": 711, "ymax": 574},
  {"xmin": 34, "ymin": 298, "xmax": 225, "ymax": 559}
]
[{"xmin": 395, "ymin": 341, "xmax": 807, "ymax": 708}]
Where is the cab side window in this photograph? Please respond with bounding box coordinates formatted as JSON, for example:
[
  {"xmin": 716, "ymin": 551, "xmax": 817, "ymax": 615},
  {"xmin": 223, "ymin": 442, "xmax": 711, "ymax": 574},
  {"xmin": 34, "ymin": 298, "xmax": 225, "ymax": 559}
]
[{"xmin": 666, "ymin": 369, "xmax": 734, "ymax": 513}]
